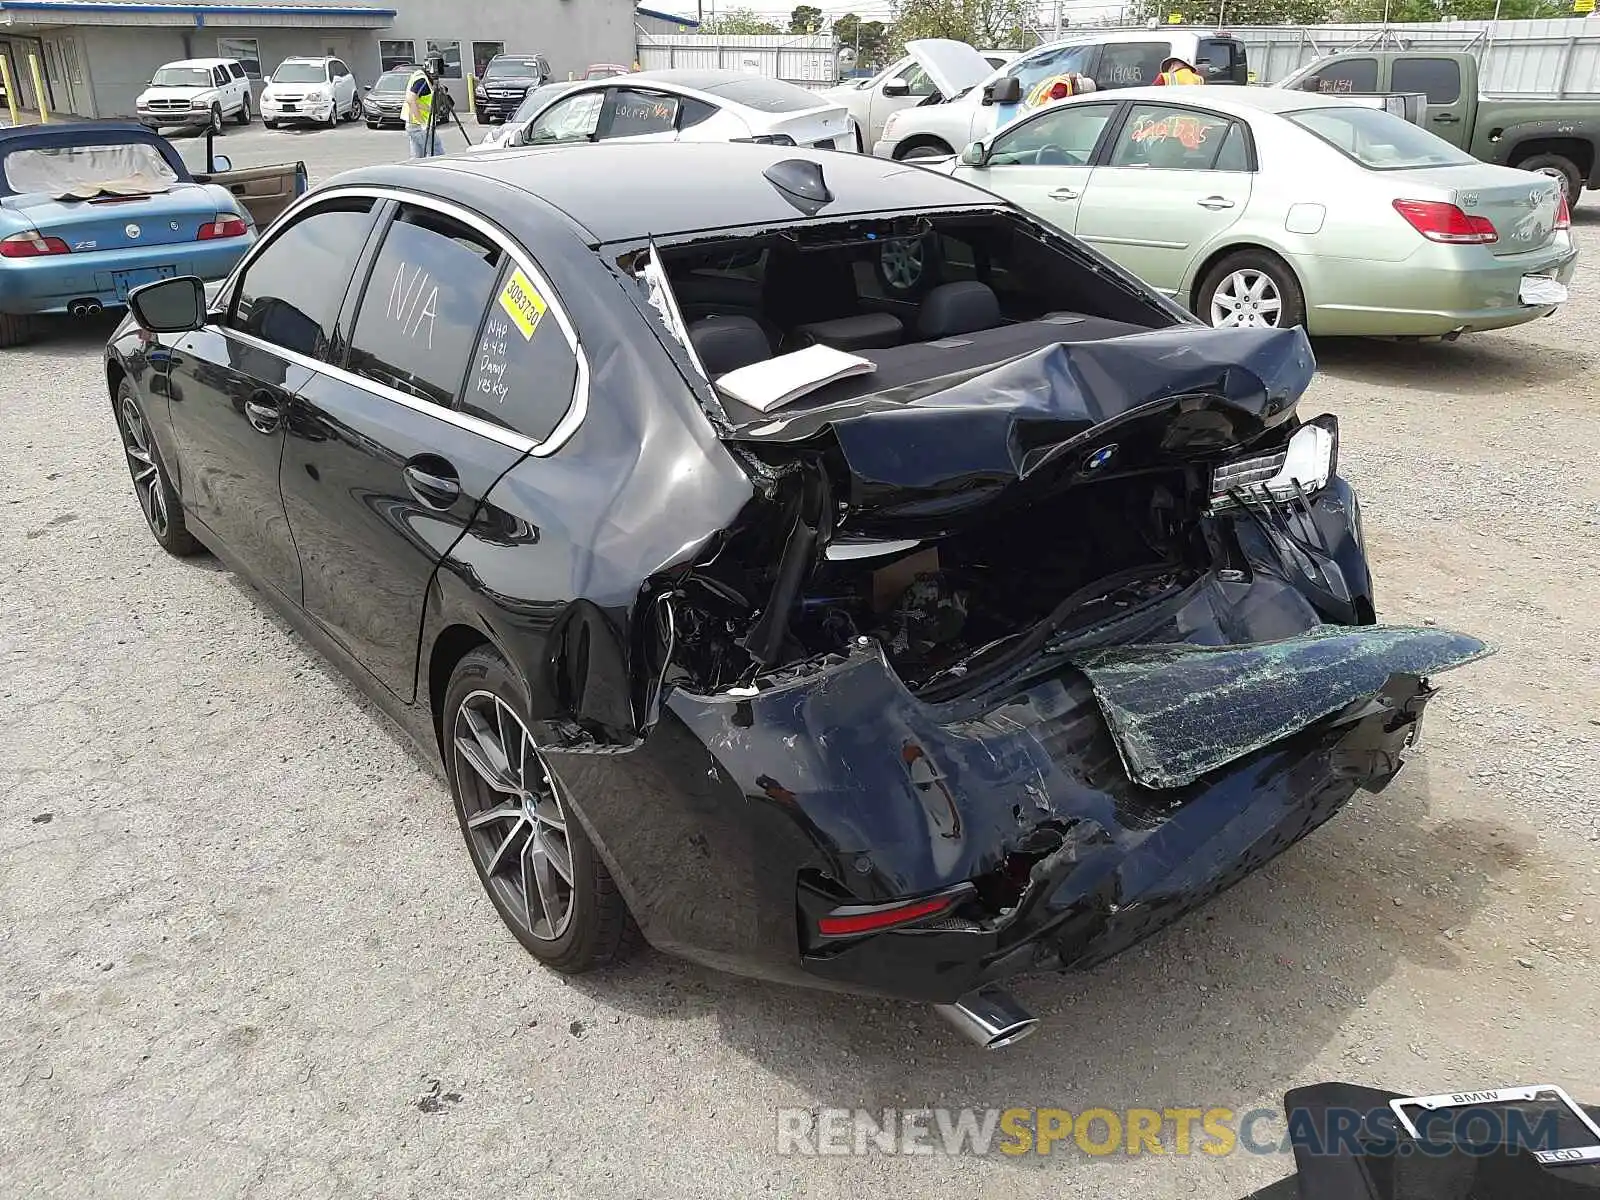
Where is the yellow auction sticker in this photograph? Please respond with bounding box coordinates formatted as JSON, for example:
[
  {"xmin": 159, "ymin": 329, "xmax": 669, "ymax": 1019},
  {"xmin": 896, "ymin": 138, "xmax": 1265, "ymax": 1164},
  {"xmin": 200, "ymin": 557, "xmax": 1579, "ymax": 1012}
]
[{"xmin": 498, "ymin": 268, "xmax": 547, "ymax": 341}]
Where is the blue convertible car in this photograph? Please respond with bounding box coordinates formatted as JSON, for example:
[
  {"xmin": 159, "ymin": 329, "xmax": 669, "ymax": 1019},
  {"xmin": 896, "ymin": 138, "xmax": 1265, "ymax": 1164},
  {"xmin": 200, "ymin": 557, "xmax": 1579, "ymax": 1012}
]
[{"xmin": 0, "ymin": 122, "xmax": 265, "ymax": 346}]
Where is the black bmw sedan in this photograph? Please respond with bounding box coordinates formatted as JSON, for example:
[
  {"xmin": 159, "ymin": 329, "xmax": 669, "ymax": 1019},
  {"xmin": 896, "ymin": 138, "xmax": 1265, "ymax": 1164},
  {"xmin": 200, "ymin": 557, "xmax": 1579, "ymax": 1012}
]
[{"xmin": 107, "ymin": 143, "xmax": 1484, "ymax": 1048}]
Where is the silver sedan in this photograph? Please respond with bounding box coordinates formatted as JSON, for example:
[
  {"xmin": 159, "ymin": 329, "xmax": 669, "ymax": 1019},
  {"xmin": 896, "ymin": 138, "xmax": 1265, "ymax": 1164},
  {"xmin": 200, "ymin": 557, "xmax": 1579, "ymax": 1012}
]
[{"xmin": 936, "ymin": 86, "xmax": 1577, "ymax": 337}]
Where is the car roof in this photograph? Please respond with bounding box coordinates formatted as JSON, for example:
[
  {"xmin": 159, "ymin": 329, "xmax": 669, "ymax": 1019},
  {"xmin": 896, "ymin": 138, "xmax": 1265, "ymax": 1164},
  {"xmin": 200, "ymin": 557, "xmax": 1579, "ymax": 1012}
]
[
  {"xmin": 1048, "ymin": 84, "xmax": 1369, "ymax": 117},
  {"xmin": 161, "ymin": 58, "xmax": 232, "ymax": 68},
  {"xmin": 353, "ymin": 142, "xmax": 996, "ymax": 244}
]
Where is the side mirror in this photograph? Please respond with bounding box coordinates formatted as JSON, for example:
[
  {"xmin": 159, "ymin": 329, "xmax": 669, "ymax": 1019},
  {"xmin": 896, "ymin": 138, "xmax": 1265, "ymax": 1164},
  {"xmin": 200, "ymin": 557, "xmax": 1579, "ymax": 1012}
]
[
  {"xmin": 882, "ymin": 78, "xmax": 910, "ymax": 97},
  {"xmin": 129, "ymin": 276, "xmax": 207, "ymax": 334},
  {"xmin": 1300, "ymin": 77, "xmax": 1323, "ymax": 92},
  {"xmin": 960, "ymin": 140, "xmax": 989, "ymax": 167},
  {"xmin": 209, "ymin": 153, "xmax": 233, "ymax": 172},
  {"xmin": 983, "ymin": 75, "xmax": 1022, "ymax": 106}
]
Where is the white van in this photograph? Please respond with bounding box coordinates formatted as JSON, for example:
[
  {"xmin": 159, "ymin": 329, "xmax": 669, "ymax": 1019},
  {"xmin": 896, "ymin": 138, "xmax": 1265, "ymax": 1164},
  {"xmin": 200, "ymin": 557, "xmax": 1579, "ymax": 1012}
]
[
  {"xmin": 873, "ymin": 30, "xmax": 1248, "ymax": 160},
  {"xmin": 136, "ymin": 58, "xmax": 254, "ymax": 134}
]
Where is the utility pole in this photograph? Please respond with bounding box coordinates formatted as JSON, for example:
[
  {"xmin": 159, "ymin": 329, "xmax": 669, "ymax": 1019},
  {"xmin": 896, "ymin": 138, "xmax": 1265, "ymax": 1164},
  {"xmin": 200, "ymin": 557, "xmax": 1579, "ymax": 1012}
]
[{"xmin": 1054, "ymin": 0, "xmax": 1063, "ymax": 37}]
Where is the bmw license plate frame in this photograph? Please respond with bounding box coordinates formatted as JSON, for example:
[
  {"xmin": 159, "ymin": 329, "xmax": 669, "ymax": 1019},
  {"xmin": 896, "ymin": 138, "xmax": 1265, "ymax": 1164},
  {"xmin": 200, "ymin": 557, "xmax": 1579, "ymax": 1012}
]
[
  {"xmin": 1390, "ymin": 1083, "xmax": 1600, "ymax": 1166},
  {"xmin": 113, "ymin": 265, "xmax": 178, "ymax": 302}
]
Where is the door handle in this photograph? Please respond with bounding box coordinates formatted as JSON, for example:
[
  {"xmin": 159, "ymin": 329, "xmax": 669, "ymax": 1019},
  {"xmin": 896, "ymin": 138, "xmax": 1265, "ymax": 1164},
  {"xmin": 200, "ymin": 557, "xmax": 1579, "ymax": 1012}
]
[
  {"xmin": 403, "ymin": 460, "xmax": 462, "ymax": 510},
  {"xmin": 1432, "ymin": 113, "xmax": 1459, "ymax": 124},
  {"xmin": 1047, "ymin": 187, "xmax": 1079, "ymax": 201},
  {"xmin": 1197, "ymin": 196, "xmax": 1237, "ymax": 210},
  {"xmin": 243, "ymin": 392, "xmax": 280, "ymax": 434}
]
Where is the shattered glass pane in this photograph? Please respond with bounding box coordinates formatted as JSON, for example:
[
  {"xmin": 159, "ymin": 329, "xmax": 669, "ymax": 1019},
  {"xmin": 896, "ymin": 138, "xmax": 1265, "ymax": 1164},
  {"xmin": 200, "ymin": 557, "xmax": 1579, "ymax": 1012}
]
[{"xmin": 1069, "ymin": 624, "xmax": 1492, "ymax": 790}]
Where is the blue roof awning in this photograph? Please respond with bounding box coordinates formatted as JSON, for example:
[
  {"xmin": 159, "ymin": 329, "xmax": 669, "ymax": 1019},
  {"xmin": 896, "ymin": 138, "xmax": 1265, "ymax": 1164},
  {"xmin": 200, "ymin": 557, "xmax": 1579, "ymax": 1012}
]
[
  {"xmin": 0, "ymin": 2, "xmax": 398, "ymax": 21},
  {"xmin": 636, "ymin": 5, "xmax": 699, "ymax": 27}
]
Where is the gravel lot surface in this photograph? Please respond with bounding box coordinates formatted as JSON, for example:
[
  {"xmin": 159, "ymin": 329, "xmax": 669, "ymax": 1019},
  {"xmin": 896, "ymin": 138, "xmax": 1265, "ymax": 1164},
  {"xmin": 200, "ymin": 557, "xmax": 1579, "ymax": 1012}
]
[{"xmin": 2, "ymin": 122, "xmax": 1597, "ymax": 1200}]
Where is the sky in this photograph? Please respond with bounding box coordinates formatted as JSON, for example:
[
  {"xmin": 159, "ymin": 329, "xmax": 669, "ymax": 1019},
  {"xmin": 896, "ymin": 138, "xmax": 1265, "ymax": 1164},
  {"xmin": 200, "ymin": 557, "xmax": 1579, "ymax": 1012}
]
[{"xmin": 644, "ymin": 1, "xmax": 1136, "ymax": 24}]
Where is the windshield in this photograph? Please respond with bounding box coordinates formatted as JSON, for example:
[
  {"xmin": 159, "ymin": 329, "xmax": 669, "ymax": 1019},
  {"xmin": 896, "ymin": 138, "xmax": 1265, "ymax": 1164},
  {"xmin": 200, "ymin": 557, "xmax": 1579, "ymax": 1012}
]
[
  {"xmin": 372, "ymin": 71, "xmax": 409, "ymax": 94},
  {"xmin": 151, "ymin": 67, "xmax": 213, "ymax": 88},
  {"xmin": 1286, "ymin": 105, "xmax": 1476, "ymax": 170},
  {"xmin": 486, "ymin": 58, "xmax": 539, "ymax": 79},
  {"xmin": 273, "ymin": 62, "xmax": 328, "ymax": 84},
  {"xmin": 3, "ymin": 142, "xmax": 179, "ymax": 196}
]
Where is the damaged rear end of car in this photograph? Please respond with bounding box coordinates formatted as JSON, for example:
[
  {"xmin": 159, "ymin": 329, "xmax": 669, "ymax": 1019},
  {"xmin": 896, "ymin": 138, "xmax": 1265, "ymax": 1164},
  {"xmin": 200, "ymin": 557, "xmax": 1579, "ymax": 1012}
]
[{"xmin": 555, "ymin": 188, "xmax": 1488, "ymax": 1045}]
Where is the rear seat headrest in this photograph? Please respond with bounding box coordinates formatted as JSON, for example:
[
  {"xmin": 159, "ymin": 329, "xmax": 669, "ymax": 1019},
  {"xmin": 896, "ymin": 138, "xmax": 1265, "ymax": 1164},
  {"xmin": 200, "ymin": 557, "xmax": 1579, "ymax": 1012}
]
[
  {"xmin": 917, "ymin": 281, "xmax": 1001, "ymax": 340},
  {"xmin": 688, "ymin": 315, "xmax": 771, "ymax": 376}
]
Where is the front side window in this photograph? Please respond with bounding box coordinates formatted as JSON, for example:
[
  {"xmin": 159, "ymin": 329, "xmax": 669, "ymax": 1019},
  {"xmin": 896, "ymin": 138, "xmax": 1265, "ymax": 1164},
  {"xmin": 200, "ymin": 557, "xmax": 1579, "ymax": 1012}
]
[
  {"xmin": 1097, "ymin": 42, "xmax": 1167, "ymax": 89},
  {"xmin": 1286, "ymin": 105, "xmax": 1476, "ymax": 170},
  {"xmin": 895, "ymin": 61, "xmax": 936, "ymax": 97},
  {"xmin": 330, "ymin": 60, "xmax": 350, "ymax": 79},
  {"xmin": 380, "ymin": 40, "xmax": 414, "ymax": 72},
  {"xmin": 345, "ymin": 207, "xmax": 504, "ymax": 407},
  {"xmin": 989, "ymin": 102, "xmax": 1115, "ymax": 167},
  {"xmin": 1109, "ymin": 103, "xmax": 1235, "ymax": 170},
  {"xmin": 525, "ymin": 92, "xmax": 603, "ymax": 144},
  {"xmin": 604, "ymin": 89, "xmax": 680, "ymax": 138},
  {"xmin": 426, "ymin": 39, "xmax": 463, "ymax": 79},
  {"xmin": 229, "ymin": 199, "xmax": 376, "ymax": 360},
  {"xmin": 1391, "ymin": 57, "xmax": 1462, "ymax": 105},
  {"xmin": 463, "ymin": 262, "xmax": 579, "ymax": 441},
  {"xmin": 1299, "ymin": 57, "xmax": 1379, "ymax": 95},
  {"xmin": 213, "ymin": 66, "xmax": 229, "ymax": 87}
]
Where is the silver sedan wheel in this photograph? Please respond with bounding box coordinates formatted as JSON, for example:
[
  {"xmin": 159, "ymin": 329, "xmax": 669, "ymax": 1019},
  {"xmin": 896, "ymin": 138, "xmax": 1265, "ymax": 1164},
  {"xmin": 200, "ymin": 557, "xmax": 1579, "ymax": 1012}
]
[
  {"xmin": 453, "ymin": 690, "xmax": 575, "ymax": 942},
  {"xmin": 879, "ymin": 238, "xmax": 925, "ymax": 291},
  {"xmin": 118, "ymin": 396, "xmax": 169, "ymax": 538},
  {"xmin": 1210, "ymin": 268, "xmax": 1283, "ymax": 328}
]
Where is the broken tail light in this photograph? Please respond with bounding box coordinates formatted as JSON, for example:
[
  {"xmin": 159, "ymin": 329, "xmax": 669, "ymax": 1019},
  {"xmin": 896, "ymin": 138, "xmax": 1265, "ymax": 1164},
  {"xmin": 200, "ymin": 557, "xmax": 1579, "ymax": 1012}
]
[
  {"xmin": 1557, "ymin": 192, "xmax": 1572, "ymax": 230},
  {"xmin": 1210, "ymin": 415, "xmax": 1338, "ymax": 510},
  {"xmin": 197, "ymin": 214, "xmax": 249, "ymax": 240},
  {"xmin": 0, "ymin": 231, "xmax": 70, "ymax": 258},
  {"xmin": 1392, "ymin": 198, "xmax": 1498, "ymax": 245},
  {"xmin": 816, "ymin": 892, "xmax": 959, "ymax": 938}
]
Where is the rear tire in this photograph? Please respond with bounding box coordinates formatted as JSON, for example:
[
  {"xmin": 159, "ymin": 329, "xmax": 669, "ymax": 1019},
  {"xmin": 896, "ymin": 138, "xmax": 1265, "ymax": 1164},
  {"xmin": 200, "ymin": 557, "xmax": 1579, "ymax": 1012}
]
[
  {"xmin": 236, "ymin": 95, "xmax": 251, "ymax": 125},
  {"xmin": 1196, "ymin": 249, "xmax": 1306, "ymax": 331},
  {"xmin": 442, "ymin": 647, "xmax": 640, "ymax": 974},
  {"xmin": 0, "ymin": 311, "xmax": 33, "ymax": 348},
  {"xmin": 1516, "ymin": 152, "xmax": 1583, "ymax": 208}
]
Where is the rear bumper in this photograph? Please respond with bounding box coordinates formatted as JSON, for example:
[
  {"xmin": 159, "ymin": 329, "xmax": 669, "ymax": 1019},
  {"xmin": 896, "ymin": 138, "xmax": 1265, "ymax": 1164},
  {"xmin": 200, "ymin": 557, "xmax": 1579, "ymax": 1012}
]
[
  {"xmin": 0, "ymin": 236, "xmax": 253, "ymax": 313},
  {"xmin": 1305, "ymin": 239, "xmax": 1579, "ymax": 337}
]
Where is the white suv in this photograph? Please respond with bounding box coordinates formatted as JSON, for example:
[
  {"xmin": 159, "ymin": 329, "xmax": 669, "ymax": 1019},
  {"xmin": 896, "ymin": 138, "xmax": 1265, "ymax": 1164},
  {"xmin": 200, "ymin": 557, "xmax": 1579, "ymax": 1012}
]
[
  {"xmin": 136, "ymin": 58, "xmax": 253, "ymax": 134},
  {"xmin": 874, "ymin": 30, "xmax": 1248, "ymax": 160},
  {"xmin": 260, "ymin": 56, "xmax": 362, "ymax": 129}
]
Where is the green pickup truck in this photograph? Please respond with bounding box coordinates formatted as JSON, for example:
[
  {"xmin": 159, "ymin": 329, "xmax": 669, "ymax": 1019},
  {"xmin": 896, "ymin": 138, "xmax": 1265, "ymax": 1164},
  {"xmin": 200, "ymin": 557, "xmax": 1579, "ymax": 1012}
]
[{"xmin": 1277, "ymin": 50, "xmax": 1600, "ymax": 206}]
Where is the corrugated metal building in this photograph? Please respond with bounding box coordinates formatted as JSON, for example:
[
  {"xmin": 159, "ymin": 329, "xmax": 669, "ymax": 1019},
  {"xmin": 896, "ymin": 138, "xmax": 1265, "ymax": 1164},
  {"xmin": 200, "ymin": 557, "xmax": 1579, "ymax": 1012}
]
[{"xmin": 0, "ymin": 0, "xmax": 642, "ymax": 118}]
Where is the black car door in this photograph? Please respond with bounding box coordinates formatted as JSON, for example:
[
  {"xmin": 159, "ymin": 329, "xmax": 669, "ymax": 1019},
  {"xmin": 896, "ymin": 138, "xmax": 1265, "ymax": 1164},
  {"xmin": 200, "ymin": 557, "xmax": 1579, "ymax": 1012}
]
[
  {"xmin": 163, "ymin": 195, "xmax": 379, "ymax": 603},
  {"xmin": 279, "ymin": 198, "xmax": 547, "ymax": 701}
]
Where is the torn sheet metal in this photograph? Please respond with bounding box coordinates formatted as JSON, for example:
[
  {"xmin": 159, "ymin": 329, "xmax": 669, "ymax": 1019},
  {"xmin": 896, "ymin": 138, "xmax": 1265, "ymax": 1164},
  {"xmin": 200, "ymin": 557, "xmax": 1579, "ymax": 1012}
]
[
  {"xmin": 733, "ymin": 324, "xmax": 1316, "ymax": 527},
  {"xmin": 1069, "ymin": 624, "xmax": 1493, "ymax": 790}
]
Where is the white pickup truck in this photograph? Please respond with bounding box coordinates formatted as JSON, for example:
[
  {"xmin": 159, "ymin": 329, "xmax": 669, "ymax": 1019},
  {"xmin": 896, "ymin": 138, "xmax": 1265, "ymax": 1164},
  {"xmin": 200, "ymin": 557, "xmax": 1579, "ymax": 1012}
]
[{"xmin": 136, "ymin": 58, "xmax": 253, "ymax": 135}]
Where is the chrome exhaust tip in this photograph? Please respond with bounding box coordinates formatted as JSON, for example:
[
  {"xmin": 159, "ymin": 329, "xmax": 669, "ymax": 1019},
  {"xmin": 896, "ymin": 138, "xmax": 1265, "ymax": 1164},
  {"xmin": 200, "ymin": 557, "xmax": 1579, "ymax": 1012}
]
[
  {"xmin": 934, "ymin": 985, "xmax": 1039, "ymax": 1050},
  {"xmin": 68, "ymin": 301, "xmax": 87, "ymax": 317},
  {"xmin": 84, "ymin": 301, "xmax": 103, "ymax": 316}
]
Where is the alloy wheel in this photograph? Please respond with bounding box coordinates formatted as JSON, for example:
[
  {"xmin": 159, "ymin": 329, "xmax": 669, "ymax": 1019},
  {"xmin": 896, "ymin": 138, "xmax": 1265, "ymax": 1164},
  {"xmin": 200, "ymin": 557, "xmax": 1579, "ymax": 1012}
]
[
  {"xmin": 879, "ymin": 238, "xmax": 925, "ymax": 292},
  {"xmin": 1210, "ymin": 268, "xmax": 1282, "ymax": 329},
  {"xmin": 452, "ymin": 690, "xmax": 575, "ymax": 942},
  {"xmin": 118, "ymin": 396, "xmax": 169, "ymax": 538},
  {"xmin": 1533, "ymin": 165, "xmax": 1570, "ymax": 197}
]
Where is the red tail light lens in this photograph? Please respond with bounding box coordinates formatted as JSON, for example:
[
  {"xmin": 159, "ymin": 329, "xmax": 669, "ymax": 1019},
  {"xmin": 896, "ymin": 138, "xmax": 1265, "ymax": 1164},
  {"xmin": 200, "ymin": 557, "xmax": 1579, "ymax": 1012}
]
[
  {"xmin": 1556, "ymin": 192, "xmax": 1572, "ymax": 230},
  {"xmin": 197, "ymin": 214, "xmax": 248, "ymax": 240},
  {"xmin": 0, "ymin": 231, "xmax": 70, "ymax": 258},
  {"xmin": 1392, "ymin": 199, "xmax": 1498, "ymax": 245},
  {"xmin": 816, "ymin": 893, "xmax": 957, "ymax": 938}
]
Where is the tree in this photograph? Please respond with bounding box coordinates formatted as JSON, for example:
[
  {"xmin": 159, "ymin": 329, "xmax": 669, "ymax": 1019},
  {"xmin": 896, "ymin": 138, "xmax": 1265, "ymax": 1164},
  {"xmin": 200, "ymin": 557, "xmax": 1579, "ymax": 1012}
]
[
  {"xmin": 889, "ymin": 0, "xmax": 1036, "ymax": 50},
  {"xmin": 790, "ymin": 4, "xmax": 824, "ymax": 32},
  {"xmin": 699, "ymin": 7, "xmax": 782, "ymax": 34},
  {"xmin": 834, "ymin": 12, "xmax": 892, "ymax": 67}
]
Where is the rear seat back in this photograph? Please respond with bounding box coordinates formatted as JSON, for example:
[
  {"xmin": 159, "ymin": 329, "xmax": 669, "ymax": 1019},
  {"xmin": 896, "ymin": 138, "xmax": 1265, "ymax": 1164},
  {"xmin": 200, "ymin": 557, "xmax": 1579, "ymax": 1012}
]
[
  {"xmin": 688, "ymin": 315, "xmax": 771, "ymax": 376},
  {"xmin": 917, "ymin": 281, "xmax": 1002, "ymax": 339}
]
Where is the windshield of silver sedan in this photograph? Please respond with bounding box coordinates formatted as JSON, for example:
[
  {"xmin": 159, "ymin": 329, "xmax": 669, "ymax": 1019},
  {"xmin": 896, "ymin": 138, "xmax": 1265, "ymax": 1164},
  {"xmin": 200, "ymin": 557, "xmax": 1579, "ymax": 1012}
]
[{"xmin": 1285, "ymin": 105, "xmax": 1477, "ymax": 170}]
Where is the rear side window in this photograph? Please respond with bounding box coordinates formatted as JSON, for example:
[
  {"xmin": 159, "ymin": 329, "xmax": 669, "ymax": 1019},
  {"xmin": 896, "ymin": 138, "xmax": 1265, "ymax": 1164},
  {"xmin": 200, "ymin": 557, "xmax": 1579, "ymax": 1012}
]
[
  {"xmin": 1097, "ymin": 42, "xmax": 1167, "ymax": 89},
  {"xmin": 679, "ymin": 96, "xmax": 717, "ymax": 130},
  {"xmin": 1286, "ymin": 106, "xmax": 1476, "ymax": 170},
  {"xmin": 1391, "ymin": 57, "xmax": 1461, "ymax": 104},
  {"xmin": 1213, "ymin": 121, "xmax": 1252, "ymax": 171},
  {"xmin": 1299, "ymin": 57, "xmax": 1378, "ymax": 94},
  {"xmin": 605, "ymin": 88, "xmax": 680, "ymax": 138},
  {"xmin": 463, "ymin": 262, "xmax": 579, "ymax": 442},
  {"xmin": 229, "ymin": 198, "xmax": 375, "ymax": 360},
  {"xmin": 346, "ymin": 206, "xmax": 504, "ymax": 406},
  {"xmin": 229, "ymin": 62, "xmax": 246, "ymax": 80}
]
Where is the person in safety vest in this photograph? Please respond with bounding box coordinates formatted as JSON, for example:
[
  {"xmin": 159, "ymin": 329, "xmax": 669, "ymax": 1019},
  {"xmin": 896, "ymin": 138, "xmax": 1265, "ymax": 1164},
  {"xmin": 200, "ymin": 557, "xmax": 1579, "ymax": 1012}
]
[
  {"xmin": 1024, "ymin": 72, "xmax": 1097, "ymax": 112},
  {"xmin": 1154, "ymin": 55, "xmax": 1205, "ymax": 86},
  {"xmin": 405, "ymin": 57, "xmax": 444, "ymax": 158}
]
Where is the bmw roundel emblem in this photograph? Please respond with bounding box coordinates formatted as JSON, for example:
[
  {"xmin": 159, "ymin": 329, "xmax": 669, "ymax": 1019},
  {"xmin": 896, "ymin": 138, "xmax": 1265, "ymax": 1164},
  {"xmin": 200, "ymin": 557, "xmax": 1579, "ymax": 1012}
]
[
  {"xmin": 125, "ymin": 223, "xmax": 141, "ymax": 239},
  {"xmin": 1085, "ymin": 444, "xmax": 1119, "ymax": 471}
]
